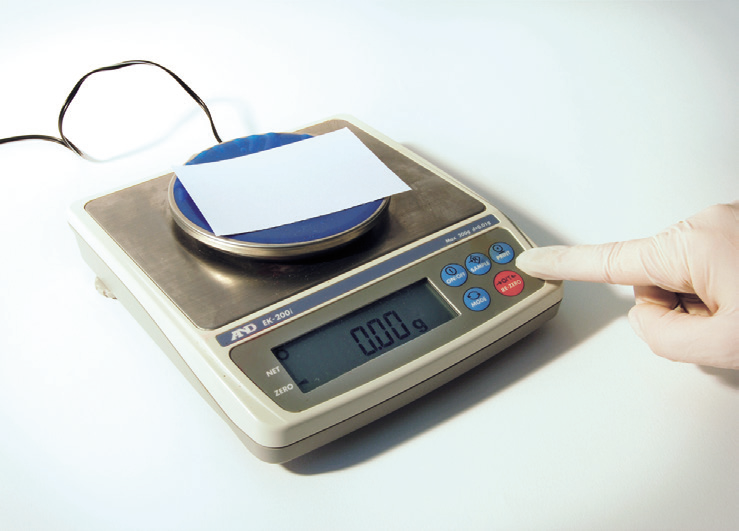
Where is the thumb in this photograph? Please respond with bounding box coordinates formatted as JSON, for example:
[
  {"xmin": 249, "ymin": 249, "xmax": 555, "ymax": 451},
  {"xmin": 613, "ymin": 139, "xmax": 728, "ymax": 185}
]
[{"xmin": 628, "ymin": 304, "xmax": 739, "ymax": 369}]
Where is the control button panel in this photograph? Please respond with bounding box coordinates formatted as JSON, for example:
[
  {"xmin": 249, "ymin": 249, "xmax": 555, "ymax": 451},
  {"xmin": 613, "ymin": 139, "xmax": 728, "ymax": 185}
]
[{"xmin": 435, "ymin": 228, "xmax": 540, "ymax": 317}]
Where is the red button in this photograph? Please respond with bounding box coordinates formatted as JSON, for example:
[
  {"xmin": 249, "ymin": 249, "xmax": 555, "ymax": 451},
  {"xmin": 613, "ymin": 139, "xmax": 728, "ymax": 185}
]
[{"xmin": 494, "ymin": 271, "xmax": 524, "ymax": 297}]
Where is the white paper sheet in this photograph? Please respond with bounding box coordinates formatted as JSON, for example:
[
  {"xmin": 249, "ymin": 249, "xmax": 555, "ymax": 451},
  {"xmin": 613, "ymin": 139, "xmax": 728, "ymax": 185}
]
[{"xmin": 172, "ymin": 128, "xmax": 410, "ymax": 236}]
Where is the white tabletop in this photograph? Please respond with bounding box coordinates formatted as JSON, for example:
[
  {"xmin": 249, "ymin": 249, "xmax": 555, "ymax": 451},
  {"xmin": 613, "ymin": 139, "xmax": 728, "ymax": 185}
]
[{"xmin": 1, "ymin": 2, "xmax": 736, "ymax": 530}]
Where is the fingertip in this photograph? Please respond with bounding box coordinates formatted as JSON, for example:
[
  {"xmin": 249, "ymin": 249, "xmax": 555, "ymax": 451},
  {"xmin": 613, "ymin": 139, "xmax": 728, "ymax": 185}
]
[
  {"xmin": 516, "ymin": 246, "xmax": 568, "ymax": 280},
  {"xmin": 514, "ymin": 248, "xmax": 539, "ymax": 276}
]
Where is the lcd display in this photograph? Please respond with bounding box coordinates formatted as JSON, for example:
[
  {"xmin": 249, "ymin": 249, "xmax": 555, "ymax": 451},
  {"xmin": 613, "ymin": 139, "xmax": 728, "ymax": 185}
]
[{"xmin": 272, "ymin": 280, "xmax": 457, "ymax": 393}]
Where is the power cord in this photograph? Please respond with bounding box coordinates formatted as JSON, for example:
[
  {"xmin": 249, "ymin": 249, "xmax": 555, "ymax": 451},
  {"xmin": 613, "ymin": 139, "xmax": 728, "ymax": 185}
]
[{"xmin": 0, "ymin": 60, "xmax": 223, "ymax": 159}]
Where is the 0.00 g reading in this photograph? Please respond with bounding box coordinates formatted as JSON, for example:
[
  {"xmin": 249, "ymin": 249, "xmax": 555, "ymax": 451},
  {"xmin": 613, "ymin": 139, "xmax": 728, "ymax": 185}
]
[
  {"xmin": 350, "ymin": 311, "xmax": 428, "ymax": 356},
  {"xmin": 271, "ymin": 280, "xmax": 457, "ymax": 393}
]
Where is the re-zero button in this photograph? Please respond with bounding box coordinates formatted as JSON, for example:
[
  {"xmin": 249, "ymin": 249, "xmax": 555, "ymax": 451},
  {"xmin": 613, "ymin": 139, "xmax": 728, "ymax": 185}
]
[{"xmin": 494, "ymin": 271, "xmax": 524, "ymax": 297}]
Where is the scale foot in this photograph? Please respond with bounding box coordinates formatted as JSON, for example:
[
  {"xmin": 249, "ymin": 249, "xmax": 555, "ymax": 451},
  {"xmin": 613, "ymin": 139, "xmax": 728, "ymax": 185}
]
[{"xmin": 94, "ymin": 277, "xmax": 117, "ymax": 299}]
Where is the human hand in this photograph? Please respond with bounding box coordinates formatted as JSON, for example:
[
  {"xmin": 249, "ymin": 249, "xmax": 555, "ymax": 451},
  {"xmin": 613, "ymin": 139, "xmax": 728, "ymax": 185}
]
[{"xmin": 516, "ymin": 202, "xmax": 738, "ymax": 369}]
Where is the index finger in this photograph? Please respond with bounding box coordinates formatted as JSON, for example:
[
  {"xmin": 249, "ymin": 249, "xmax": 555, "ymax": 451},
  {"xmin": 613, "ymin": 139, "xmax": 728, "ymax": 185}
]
[{"xmin": 515, "ymin": 239, "xmax": 662, "ymax": 286}]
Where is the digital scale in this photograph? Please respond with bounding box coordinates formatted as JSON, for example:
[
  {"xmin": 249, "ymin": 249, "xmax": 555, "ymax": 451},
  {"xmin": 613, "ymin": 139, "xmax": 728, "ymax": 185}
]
[{"xmin": 68, "ymin": 116, "xmax": 563, "ymax": 463}]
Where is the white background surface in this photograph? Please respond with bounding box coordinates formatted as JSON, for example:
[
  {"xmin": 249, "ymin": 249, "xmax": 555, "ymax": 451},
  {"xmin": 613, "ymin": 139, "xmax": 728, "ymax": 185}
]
[{"xmin": 1, "ymin": 2, "xmax": 736, "ymax": 530}]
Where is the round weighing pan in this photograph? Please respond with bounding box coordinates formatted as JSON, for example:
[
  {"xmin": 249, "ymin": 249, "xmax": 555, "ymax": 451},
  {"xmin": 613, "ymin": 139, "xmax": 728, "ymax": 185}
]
[{"xmin": 168, "ymin": 132, "xmax": 389, "ymax": 260}]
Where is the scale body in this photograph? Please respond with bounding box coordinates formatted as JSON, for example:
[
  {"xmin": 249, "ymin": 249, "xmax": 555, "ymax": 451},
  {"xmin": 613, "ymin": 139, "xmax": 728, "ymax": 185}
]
[{"xmin": 68, "ymin": 116, "xmax": 563, "ymax": 463}]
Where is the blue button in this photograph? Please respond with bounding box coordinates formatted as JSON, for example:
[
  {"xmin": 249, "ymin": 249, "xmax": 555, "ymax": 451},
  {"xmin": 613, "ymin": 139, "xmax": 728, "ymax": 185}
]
[
  {"xmin": 490, "ymin": 242, "xmax": 514, "ymax": 264},
  {"xmin": 441, "ymin": 264, "xmax": 467, "ymax": 287},
  {"xmin": 465, "ymin": 253, "xmax": 492, "ymax": 275},
  {"xmin": 464, "ymin": 288, "xmax": 491, "ymax": 311}
]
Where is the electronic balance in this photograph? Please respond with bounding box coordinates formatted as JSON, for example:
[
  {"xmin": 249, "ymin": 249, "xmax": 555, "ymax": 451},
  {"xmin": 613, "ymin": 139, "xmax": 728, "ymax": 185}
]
[{"xmin": 68, "ymin": 116, "xmax": 563, "ymax": 463}]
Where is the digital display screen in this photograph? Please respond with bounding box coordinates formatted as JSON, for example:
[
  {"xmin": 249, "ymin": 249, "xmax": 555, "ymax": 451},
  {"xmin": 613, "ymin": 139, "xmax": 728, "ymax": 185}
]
[{"xmin": 272, "ymin": 280, "xmax": 457, "ymax": 393}]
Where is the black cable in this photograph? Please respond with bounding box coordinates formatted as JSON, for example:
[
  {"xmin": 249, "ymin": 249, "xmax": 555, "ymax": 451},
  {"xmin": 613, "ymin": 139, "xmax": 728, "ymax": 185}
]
[
  {"xmin": 0, "ymin": 60, "xmax": 223, "ymax": 158},
  {"xmin": 0, "ymin": 134, "xmax": 70, "ymax": 148}
]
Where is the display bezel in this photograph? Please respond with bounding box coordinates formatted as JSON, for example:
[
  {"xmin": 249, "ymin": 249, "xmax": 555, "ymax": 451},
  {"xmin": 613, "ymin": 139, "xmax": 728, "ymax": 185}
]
[{"xmin": 272, "ymin": 279, "xmax": 458, "ymax": 394}]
